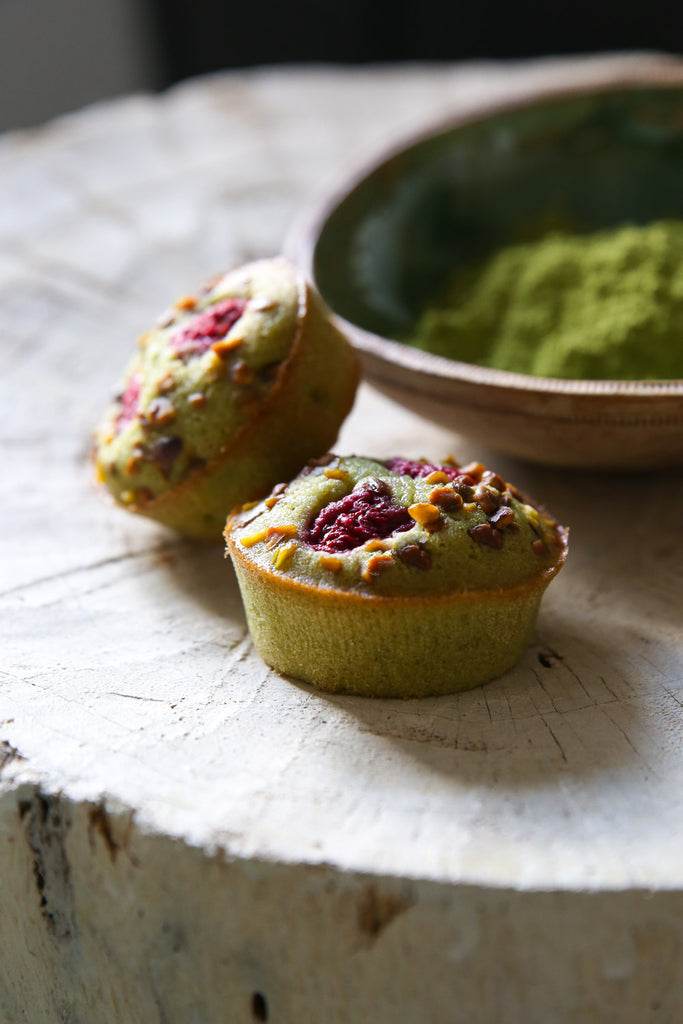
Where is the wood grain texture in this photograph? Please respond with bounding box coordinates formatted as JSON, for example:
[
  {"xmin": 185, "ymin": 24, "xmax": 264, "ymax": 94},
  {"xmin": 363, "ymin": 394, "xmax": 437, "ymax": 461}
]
[{"xmin": 1, "ymin": 56, "xmax": 682, "ymax": 1022}]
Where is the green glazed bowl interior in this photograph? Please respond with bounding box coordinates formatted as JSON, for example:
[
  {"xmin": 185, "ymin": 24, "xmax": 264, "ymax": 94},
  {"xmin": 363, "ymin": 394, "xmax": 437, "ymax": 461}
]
[{"xmin": 313, "ymin": 84, "xmax": 683, "ymax": 343}]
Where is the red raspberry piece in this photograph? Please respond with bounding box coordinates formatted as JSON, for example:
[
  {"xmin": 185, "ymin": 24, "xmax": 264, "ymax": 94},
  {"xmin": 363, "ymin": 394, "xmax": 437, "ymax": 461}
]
[
  {"xmin": 302, "ymin": 478, "xmax": 413, "ymax": 553},
  {"xmin": 385, "ymin": 458, "xmax": 462, "ymax": 481},
  {"xmin": 169, "ymin": 298, "xmax": 247, "ymax": 357},
  {"xmin": 116, "ymin": 372, "xmax": 142, "ymax": 430}
]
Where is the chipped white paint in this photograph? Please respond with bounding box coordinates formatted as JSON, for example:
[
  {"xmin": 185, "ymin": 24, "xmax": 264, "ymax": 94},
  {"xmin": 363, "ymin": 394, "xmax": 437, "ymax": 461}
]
[{"xmin": 1, "ymin": 56, "xmax": 683, "ymax": 1023}]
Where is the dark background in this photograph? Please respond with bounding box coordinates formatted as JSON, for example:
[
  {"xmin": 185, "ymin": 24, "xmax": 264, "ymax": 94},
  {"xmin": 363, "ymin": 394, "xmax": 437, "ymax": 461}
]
[
  {"xmin": 0, "ymin": 0, "xmax": 681, "ymax": 133},
  {"xmin": 151, "ymin": 1, "xmax": 683, "ymax": 85}
]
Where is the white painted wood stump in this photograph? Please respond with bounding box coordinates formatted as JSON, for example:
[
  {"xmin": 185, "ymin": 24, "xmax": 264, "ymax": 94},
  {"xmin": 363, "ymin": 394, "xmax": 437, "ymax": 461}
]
[{"xmin": 1, "ymin": 56, "xmax": 682, "ymax": 1023}]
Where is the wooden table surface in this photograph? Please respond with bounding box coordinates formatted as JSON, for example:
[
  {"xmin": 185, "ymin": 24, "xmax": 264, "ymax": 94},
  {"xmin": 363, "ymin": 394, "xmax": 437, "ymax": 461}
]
[{"xmin": 1, "ymin": 55, "xmax": 682, "ymax": 1024}]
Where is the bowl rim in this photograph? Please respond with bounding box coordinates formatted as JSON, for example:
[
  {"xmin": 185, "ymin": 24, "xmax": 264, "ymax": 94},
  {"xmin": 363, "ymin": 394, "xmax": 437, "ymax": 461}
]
[{"xmin": 286, "ymin": 55, "xmax": 683, "ymax": 399}]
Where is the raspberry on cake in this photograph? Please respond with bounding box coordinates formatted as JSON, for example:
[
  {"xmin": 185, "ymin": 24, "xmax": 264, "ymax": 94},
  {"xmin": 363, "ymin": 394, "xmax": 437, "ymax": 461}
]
[
  {"xmin": 93, "ymin": 259, "xmax": 359, "ymax": 539},
  {"xmin": 225, "ymin": 455, "xmax": 569, "ymax": 698}
]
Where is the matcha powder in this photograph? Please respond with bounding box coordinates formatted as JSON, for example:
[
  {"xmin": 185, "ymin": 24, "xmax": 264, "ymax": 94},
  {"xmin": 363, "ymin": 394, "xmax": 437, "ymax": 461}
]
[{"xmin": 407, "ymin": 220, "xmax": 683, "ymax": 380}]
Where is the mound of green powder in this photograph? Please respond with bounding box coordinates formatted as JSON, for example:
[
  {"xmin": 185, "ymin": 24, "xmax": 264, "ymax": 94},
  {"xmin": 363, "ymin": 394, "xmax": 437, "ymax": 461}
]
[{"xmin": 406, "ymin": 220, "xmax": 683, "ymax": 380}]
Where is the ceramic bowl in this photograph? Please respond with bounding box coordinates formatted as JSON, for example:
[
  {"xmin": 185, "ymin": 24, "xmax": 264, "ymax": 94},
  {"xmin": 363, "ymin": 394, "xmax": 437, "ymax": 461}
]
[{"xmin": 288, "ymin": 59, "xmax": 683, "ymax": 468}]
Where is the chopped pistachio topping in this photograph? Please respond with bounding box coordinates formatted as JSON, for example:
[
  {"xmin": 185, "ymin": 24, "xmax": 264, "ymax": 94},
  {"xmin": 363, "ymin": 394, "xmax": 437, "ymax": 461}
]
[
  {"xmin": 241, "ymin": 529, "xmax": 268, "ymax": 548},
  {"xmin": 265, "ymin": 525, "xmax": 297, "ymax": 548},
  {"xmin": 227, "ymin": 455, "xmax": 566, "ymax": 597},
  {"xmin": 273, "ymin": 543, "xmax": 296, "ymax": 570},
  {"xmin": 361, "ymin": 552, "xmax": 395, "ymax": 581},
  {"xmin": 319, "ymin": 555, "xmax": 342, "ymax": 573},
  {"xmin": 94, "ymin": 259, "xmax": 300, "ymax": 505},
  {"xmin": 408, "ymin": 503, "xmax": 442, "ymax": 526}
]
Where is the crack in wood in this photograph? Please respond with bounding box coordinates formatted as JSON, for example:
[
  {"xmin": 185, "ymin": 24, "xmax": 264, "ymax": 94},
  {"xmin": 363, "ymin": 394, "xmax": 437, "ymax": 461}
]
[
  {"xmin": 542, "ymin": 718, "xmax": 568, "ymax": 762},
  {"xmin": 531, "ymin": 668, "xmax": 561, "ymax": 714},
  {"xmin": 0, "ymin": 739, "xmax": 25, "ymax": 777},
  {"xmin": 661, "ymin": 685, "xmax": 683, "ymax": 709},
  {"xmin": 87, "ymin": 803, "xmax": 121, "ymax": 863},
  {"xmin": 357, "ymin": 884, "xmax": 414, "ymax": 942},
  {"xmin": 107, "ymin": 692, "xmax": 169, "ymax": 704},
  {"xmin": 598, "ymin": 675, "xmax": 619, "ymax": 703},
  {"xmin": 561, "ymin": 658, "xmax": 595, "ymax": 707},
  {"xmin": 19, "ymin": 791, "xmax": 78, "ymax": 941},
  {"xmin": 601, "ymin": 708, "xmax": 658, "ymax": 777}
]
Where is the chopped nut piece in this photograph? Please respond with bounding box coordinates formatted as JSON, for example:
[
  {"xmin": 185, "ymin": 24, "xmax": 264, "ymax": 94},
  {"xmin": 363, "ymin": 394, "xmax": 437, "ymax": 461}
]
[
  {"xmin": 124, "ymin": 449, "xmax": 144, "ymax": 476},
  {"xmin": 323, "ymin": 468, "xmax": 350, "ymax": 480},
  {"xmin": 241, "ymin": 529, "xmax": 268, "ymax": 548},
  {"xmin": 408, "ymin": 502, "xmax": 441, "ymax": 526},
  {"xmin": 429, "ymin": 486, "xmax": 464, "ymax": 513},
  {"xmin": 443, "ymin": 454, "xmax": 460, "ymax": 467},
  {"xmin": 188, "ymin": 392, "xmax": 206, "ymax": 408},
  {"xmin": 452, "ymin": 479, "xmax": 475, "ymax": 502},
  {"xmin": 365, "ymin": 539, "xmax": 388, "ymax": 552},
  {"xmin": 265, "ymin": 524, "xmax": 298, "ymax": 548},
  {"xmin": 251, "ymin": 297, "xmax": 279, "ymax": 312},
  {"xmin": 532, "ymin": 538, "xmax": 548, "ymax": 556},
  {"xmin": 273, "ymin": 543, "xmax": 296, "ymax": 570},
  {"xmin": 482, "ymin": 470, "xmax": 506, "ymax": 491},
  {"xmin": 175, "ymin": 294, "xmax": 197, "ymax": 311},
  {"xmin": 468, "ymin": 523, "xmax": 504, "ymax": 549},
  {"xmin": 425, "ymin": 517, "xmax": 447, "ymax": 534},
  {"xmin": 424, "ymin": 470, "xmax": 450, "ymax": 485},
  {"xmin": 320, "ymin": 555, "xmax": 342, "ymax": 573},
  {"xmin": 156, "ymin": 373, "xmax": 175, "ymax": 395},
  {"xmin": 137, "ymin": 331, "xmax": 152, "ymax": 350},
  {"xmin": 308, "ymin": 453, "xmax": 335, "ymax": 467},
  {"xmin": 474, "ymin": 484, "xmax": 501, "ymax": 516},
  {"xmin": 397, "ymin": 544, "xmax": 432, "ymax": 570},
  {"xmin": 361, "ymin": 552, "xmax": 394, "ymax": 581},
  {"xmin": 264, "ymin": 483, "xmax": 288, "ymax": 510},
  {"xmin": 459, "ymin": 461, "xmax": 485, "ymax": 481},
  {"xmin": 242, "ymin": 501, "xmax": 259, "ymax": 512},
  {"xmin": 146, "ymin": 397, "xmax": 176, "ymax": 425},
  {"xmin": 156, "ymin": 309, "xmax": 176, "ymax": 329},
  {"xmin": 230, "ymin": 359, "xmax": 254, "ymax": 385},
  {"xmin": 490, "ymin": 506, "xmax": 516, "ymax": 529},
  {"xmin": 521, "ymin": 503, "xmax": 541, "ymax": 529},
  {"xmin": 211, "ymin": 336, "xmax": 244, "ymax": 357},
  {"xmin": 232, "ymin": 502, "xmax": 262, "ymax": 529}
]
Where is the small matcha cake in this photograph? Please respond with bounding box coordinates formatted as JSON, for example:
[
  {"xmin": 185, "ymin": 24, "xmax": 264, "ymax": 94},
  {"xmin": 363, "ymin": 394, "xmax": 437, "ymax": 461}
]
[
  {"xmin": 225, "ymin": 455, "xmax": 568, "ymax": 697},
  {"xmin": 93, "ymin": 259, "xmax": 359, "ymax": 539}
]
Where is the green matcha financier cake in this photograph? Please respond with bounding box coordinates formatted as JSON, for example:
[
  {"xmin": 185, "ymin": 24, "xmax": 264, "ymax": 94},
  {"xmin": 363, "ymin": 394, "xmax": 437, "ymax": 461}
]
[
  {"xmin": 93, "ymin": 258, "xmax": 359, "ymax": 539},
  {"xmin": 225, "ymin": 455, "xmax": 568, "ymax": 697}
]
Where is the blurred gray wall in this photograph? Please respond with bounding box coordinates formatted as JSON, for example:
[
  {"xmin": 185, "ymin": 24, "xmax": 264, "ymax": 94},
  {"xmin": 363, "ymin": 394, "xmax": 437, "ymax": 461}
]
[{"xmin": 0, "ymin": 0, "xmax": 161, "ymax": 132}]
